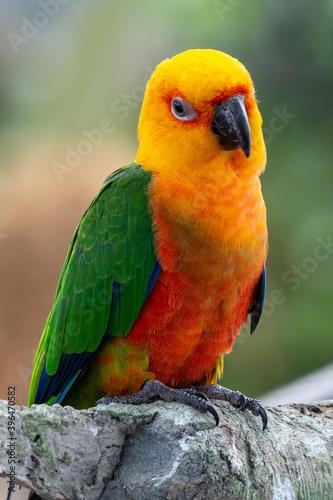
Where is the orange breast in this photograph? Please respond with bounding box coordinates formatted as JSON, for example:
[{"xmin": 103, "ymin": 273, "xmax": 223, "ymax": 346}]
[{"xmin": 129, "ymin": 169, "xmax": 267, "ymax": 387}]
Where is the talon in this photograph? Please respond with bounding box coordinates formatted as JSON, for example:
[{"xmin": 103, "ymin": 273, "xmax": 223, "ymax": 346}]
[
  {"xmin": 206, "ymin": 403, "xmax": 220, "ymax": 426},
  {"xmin": 258, "ymin": 405, "xmax": 268, "ymax": 431},
  {"xmin": 193, "ymin": 391, "xmax": 209, "ymax": 401}
]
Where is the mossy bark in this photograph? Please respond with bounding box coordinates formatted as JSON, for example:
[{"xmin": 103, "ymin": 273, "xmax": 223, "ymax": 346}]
[{"xmin": 0, "ymin": 399, "xmax": 332, "ymax": 499}]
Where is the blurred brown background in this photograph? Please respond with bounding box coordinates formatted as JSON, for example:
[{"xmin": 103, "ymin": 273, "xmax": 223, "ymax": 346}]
[{"xmin": 1, "ymin": 1, "xmax": 333, "ymax": 497}]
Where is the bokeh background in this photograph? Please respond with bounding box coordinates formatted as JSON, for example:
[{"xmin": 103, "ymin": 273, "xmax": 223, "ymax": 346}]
[{"xmin": 1, "ymin": 1, "xmax": 333, "ymax": 496}]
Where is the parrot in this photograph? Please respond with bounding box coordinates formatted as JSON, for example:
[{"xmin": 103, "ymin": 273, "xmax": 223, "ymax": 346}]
[{"xmin": 28, "ymin": 49, "xmax": 268, "ymax": 430}]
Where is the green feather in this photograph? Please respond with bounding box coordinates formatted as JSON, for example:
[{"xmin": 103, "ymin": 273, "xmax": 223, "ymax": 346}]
[
  {"xmin": 46, "ymin": 297, "xmax": 67, "ymax": 374},
  {"xmin": 74, "ymin": 254, "xmax": 90, "ymax": 293},
  {"xmin": 29, "ymin": 162, "xmax": 157, "ymax": 405}
]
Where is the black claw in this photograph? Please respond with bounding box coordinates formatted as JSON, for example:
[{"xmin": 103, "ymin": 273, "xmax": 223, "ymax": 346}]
[
  {"xmin": 206, "ymin": 403, "xmax": 220, "ymax": 426},
  {"xmin": 259, "ymin": 406, "xmax": 268, "ymax": 431},
  {"xmin": 193, "ymin": 391, "xmax": 209, "ymax": 402}
]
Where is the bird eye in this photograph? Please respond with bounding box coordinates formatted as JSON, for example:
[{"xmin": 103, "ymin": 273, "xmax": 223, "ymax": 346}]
[{"xmin": 171, "ymin": 97, "xmax": 197, "ymax": 121}]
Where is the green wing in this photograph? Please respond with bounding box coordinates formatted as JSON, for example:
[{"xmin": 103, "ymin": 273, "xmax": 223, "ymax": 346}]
[{"xmin": 29, "ymin": 162, "xmax": 158, "ymax": 406}]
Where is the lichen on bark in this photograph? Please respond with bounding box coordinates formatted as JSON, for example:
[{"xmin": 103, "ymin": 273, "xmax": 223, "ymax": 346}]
[{"xmin": 0, "ymin": 399, "xmax": 332, "ymax": 499}]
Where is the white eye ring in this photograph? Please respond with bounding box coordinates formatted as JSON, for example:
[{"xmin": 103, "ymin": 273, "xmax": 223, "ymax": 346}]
[{"xmin": 171, "ymin": 97, "xmax": 198, "ymax": 121}]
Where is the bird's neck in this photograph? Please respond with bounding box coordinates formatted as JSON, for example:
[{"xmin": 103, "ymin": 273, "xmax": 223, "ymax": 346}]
[{"xmin": 147, "ymin": 165, "xmax": 267, "ymax": 287}]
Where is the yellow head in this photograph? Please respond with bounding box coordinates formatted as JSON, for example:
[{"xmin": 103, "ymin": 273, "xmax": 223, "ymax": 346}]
[{"xmin": 136, "ymin": 49, "xmax": 266, "ymax": 182}]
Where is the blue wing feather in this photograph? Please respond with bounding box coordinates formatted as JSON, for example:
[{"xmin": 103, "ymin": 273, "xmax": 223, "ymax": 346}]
[{"xmin": 145, "ymin": 262, "xmax": 161, "ymax": 298}]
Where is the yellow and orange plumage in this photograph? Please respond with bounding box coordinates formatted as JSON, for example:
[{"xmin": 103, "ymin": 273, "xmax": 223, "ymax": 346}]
[{"xmin": 29, "ymin": 49, "xmax": 267, "ymax": 425}]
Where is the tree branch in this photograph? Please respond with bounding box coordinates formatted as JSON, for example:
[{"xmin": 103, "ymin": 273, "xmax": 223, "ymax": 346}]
[{"xmin": 0, "ymin": 399, "xmax": 332, "ymax": 499}]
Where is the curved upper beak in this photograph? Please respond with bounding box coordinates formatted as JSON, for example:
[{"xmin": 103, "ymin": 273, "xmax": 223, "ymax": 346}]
[{"xmin": 211, "ymin": 94, "xmax": 251, "ymax": 158}]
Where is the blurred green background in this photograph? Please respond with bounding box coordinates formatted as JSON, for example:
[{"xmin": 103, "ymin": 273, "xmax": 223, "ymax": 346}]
[{"xmin": 1, "ymin": 0, "xmax": 333, "ymax": 409}]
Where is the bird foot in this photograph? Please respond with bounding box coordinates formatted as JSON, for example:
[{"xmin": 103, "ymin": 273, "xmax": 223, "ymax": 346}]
[
  {"xmin": 96, "ymin": 380, "xmax": 220, "ymax": 425},
  {"xmin": 97, "ymin": 380, "xmax": 267, "ymax": 430},
  {"xmin": 189, "ymin": 384, "xmax": 268, "ymax": 430}
]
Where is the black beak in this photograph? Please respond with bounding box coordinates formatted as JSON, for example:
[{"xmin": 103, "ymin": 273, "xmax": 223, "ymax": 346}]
[{"xmin": 211, "ymin": 94, "xmax": 251, "ymax": 158}]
